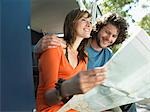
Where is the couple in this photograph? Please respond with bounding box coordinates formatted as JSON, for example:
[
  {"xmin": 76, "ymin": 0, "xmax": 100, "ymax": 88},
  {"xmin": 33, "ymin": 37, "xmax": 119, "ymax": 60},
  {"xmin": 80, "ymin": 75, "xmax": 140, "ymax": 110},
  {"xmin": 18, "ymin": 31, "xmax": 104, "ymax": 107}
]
[{"xmin": 35, "ymin": 8, "xmax": 136, "ymax": 112}]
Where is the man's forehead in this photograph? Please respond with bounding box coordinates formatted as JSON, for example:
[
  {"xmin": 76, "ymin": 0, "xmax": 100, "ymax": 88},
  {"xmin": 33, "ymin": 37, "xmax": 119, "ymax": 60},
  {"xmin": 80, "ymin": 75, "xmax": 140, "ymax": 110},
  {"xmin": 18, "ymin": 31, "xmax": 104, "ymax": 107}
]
[
  {"xmin": 104, "ymin": 24, "xmax": 117, "ymax": 28},
  {"xmin": 103, "ymin": 24, "xmax": 119, "ymax": 34}
]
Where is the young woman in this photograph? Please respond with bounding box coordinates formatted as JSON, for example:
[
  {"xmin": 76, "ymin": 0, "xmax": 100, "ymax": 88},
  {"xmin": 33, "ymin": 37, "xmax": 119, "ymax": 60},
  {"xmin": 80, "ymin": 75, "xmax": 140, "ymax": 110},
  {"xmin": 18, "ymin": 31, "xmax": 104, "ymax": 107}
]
[{"xmin": 36, "ymin": 8, "xmax": 106, "ymax": 112}]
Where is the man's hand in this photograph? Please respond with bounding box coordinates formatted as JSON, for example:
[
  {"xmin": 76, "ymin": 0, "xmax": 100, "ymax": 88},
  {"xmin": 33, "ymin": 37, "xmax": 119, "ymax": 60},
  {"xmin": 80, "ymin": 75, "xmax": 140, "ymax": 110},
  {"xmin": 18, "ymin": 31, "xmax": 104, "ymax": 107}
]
[{"xmin": 34, "ymin": 34, "xmax": 66, "ymax": 54}]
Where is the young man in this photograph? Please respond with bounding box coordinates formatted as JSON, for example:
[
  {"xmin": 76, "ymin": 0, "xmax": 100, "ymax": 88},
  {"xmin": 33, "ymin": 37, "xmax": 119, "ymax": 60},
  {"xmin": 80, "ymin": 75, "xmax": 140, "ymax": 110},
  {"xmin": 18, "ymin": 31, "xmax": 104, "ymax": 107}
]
[{"xmin": 34, "ymin": 12, "xmax": 136, "ymax": 112}]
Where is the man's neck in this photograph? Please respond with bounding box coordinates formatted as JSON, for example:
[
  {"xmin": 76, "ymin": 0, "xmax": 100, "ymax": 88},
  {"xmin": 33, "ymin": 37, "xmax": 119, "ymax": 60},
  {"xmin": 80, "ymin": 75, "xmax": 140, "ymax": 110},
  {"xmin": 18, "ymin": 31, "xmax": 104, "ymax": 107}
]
[{"xmin": 90, "ymin": 39, "xmax": 102, "ymax": 51}]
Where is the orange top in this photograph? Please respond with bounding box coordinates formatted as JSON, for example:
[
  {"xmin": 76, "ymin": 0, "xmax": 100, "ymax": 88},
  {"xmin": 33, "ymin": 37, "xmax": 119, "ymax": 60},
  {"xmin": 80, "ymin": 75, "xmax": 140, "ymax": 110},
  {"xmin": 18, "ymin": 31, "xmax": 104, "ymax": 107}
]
[{"xmin": 36, "ymin": 46, "xmax": 87, "ymax": 112}]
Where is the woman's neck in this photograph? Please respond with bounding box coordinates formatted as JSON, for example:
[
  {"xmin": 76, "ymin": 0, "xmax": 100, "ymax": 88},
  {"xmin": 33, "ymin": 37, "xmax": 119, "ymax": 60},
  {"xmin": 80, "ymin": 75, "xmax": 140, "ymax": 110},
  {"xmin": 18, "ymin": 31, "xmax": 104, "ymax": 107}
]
[
  {"xmin": 71, "ymin": 37, "xmax": 83, "ymax": 51},
  {"xmin": 66, "ymin": 37, "xmax": 83, "ymax": 69}
]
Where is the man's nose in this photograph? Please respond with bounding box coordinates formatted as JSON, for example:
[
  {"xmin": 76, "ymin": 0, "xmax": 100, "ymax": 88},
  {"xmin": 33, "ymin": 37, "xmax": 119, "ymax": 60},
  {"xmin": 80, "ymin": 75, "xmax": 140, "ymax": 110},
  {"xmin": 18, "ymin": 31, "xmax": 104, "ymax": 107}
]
[{"xmin": 107, "ymin": 35, "xmax": 113, "ymax": 43}]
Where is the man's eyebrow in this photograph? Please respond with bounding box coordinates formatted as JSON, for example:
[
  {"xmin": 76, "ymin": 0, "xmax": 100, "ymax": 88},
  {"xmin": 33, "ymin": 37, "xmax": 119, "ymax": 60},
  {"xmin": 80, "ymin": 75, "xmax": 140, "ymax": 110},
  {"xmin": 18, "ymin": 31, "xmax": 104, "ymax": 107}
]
[{"xmin": 103, "ymin": 27, "xmax": 119, "ymax": 36}]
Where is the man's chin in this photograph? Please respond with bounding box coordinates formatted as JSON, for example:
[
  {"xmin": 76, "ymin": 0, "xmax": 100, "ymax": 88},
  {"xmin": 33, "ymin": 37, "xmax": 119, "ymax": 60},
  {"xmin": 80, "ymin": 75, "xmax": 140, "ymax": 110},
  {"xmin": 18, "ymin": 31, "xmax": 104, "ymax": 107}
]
[
  {"xmin": 97, "ymin": 40, "xmax": 108, "ymax": 48},
  {"xmin": 100, "ymin": 44, "xmax": 108, "ymax": 48}
]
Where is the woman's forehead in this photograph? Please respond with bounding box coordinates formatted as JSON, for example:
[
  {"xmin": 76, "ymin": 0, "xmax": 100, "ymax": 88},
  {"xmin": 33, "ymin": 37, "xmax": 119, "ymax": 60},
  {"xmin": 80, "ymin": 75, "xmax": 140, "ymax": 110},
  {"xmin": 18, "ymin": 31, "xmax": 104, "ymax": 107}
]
[{"xmin": 81, "ymin": 13, "xmax": 91, "ymax": 18}]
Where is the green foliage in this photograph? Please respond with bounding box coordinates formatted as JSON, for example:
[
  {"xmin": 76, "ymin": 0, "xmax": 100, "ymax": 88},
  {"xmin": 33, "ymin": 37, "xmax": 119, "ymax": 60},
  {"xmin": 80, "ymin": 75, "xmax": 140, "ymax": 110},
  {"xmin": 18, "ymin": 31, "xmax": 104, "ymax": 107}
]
[
  {"xmin": 98, "ymin": 0, "xmax": 150, "ymax": 36},
  {"xmin": 100, "ymin": 0, "xmax": 134, "ymax": 17},
  {"xmin": 138, "ymin": 14, "xmax": 150, "ymax": 35},
  {"xmin": 110, "ymin": 44, "xmax": 121, "ymax": 53}
]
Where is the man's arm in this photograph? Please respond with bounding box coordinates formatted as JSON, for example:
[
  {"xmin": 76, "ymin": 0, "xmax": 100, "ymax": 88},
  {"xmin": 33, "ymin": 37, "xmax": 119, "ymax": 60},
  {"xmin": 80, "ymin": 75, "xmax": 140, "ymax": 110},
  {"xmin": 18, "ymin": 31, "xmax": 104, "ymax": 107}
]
[{"xmin": 34, "ymin": 34, "xmax": 66, "ymax": 54}]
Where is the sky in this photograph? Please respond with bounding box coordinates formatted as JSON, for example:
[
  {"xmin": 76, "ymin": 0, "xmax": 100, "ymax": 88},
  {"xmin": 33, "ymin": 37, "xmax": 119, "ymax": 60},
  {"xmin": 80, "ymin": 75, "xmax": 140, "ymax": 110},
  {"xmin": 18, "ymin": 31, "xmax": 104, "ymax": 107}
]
[
  {"xmin": 126, "ymin": 0, "xmax": 150, "ymax": 35},
  {"xmin": 128, "ymin": 0, "xmax": 150, "ymax": 23}
]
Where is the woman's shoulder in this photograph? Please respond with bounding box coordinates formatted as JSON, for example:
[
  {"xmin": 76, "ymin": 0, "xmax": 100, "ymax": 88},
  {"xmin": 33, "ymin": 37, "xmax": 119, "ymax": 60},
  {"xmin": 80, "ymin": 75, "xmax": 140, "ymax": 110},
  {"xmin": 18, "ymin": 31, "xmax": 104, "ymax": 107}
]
[
  {"xmin": 45, "ymin": 46, "xmax": 63, "ymax": 52},
  {"xmin": 41, "ymin": 46, "xmax": 64, "ymax": 58}
]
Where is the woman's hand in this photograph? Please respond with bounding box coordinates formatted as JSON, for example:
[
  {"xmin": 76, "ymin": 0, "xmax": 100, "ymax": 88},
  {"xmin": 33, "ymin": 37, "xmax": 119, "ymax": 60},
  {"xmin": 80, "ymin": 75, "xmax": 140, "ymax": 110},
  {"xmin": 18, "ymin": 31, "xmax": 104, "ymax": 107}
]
[{"xmin": 61, "ymin": 67, "xmax": 107, "ymax": 97}]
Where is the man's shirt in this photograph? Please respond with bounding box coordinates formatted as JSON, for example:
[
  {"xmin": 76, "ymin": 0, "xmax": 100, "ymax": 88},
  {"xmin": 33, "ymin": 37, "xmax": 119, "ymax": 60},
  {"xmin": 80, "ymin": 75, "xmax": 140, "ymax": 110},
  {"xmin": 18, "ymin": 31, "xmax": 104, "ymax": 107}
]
[{"xmin": 86, "ymin": 45, "xmax": 112, "ymax": 69}]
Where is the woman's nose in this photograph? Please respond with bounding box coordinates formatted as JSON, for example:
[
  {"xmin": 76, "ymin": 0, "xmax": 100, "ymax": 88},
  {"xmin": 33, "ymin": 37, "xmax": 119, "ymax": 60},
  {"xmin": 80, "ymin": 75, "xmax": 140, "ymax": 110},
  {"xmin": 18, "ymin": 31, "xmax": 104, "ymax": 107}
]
[{"xmin": 86, "ymin": 21, "xmax": 92, "ymax": 27}]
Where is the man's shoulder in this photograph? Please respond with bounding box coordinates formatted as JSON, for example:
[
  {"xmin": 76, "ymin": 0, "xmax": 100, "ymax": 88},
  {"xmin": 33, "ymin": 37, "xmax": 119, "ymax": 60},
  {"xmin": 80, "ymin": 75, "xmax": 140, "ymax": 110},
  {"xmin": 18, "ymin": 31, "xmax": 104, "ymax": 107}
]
[
  {"xmin": 103, "ymin": 48, "xmax": 113, "ymax": 59},
  {"xmin": 104, "ymin": 48, "xmax": 113, "ymax": 54}
]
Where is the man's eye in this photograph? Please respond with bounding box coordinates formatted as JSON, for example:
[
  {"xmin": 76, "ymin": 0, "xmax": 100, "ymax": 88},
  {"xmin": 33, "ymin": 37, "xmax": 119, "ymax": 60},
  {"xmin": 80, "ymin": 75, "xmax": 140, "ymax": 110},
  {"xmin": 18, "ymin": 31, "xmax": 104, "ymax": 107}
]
[
  {"xmin": 113, "ymin": 35, "xmax": 118, "ymax": 38},
  {"xmin": 105, "ymin": 30, "xmax": 110, "ymax": 34}
]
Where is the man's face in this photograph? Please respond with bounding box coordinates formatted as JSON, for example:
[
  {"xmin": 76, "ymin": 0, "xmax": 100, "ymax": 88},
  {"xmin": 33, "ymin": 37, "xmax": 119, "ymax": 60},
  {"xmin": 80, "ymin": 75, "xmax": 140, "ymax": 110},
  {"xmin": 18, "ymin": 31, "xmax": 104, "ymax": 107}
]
[{"xmin": 96, "ymin": 24, "xmax": 119, "ymax": 48}]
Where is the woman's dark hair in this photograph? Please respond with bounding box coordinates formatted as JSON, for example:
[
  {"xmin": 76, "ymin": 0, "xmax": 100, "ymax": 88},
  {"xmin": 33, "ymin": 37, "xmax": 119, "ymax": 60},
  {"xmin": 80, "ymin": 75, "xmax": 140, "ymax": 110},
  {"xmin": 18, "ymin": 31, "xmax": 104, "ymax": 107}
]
[
  {"xmin": 91, "ymin": 13, "xmax": 129, "ymax": 47},
  {"xmin": 63, "ymin": 8, "xmax": 92, "ymax": 63}
]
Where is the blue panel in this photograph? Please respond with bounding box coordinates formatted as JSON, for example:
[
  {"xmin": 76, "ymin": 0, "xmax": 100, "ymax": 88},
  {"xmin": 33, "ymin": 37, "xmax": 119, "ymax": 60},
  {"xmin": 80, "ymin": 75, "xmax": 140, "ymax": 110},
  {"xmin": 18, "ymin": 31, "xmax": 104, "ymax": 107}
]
[
  {"xmin": 1, "ymin": 0, "xmax": 35, "ymax": 111},
  {"xmin": 0, "ymin": 1, "xmax": 1, "ymax": 110}
]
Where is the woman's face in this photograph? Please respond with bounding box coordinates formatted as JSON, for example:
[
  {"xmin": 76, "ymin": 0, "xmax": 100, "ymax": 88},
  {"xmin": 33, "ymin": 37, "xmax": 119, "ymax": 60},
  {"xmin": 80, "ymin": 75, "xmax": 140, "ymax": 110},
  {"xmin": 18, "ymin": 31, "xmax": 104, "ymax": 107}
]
[{"xmin": 75, "ymin": 13, "xmax": 92, "ymax": 39}]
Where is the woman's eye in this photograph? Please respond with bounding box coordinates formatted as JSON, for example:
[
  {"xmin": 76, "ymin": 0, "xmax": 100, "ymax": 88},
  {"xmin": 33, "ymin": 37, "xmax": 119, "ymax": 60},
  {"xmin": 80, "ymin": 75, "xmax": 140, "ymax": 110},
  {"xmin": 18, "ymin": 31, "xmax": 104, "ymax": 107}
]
[
  {"xmin": 81, "ymin": 19, "xmax": 86, "ymax": 21},
  {"xmin": 89, "ymin": 20, "xmax": 92, "ymax": 24}
]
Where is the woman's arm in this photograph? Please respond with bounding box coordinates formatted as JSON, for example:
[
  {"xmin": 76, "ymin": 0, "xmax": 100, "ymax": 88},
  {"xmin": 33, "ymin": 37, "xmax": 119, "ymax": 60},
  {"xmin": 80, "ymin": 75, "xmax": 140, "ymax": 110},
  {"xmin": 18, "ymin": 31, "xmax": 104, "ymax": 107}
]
[{"xmin": 39, "ymin": 47, "xmax": 62, "ymax": 106}]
